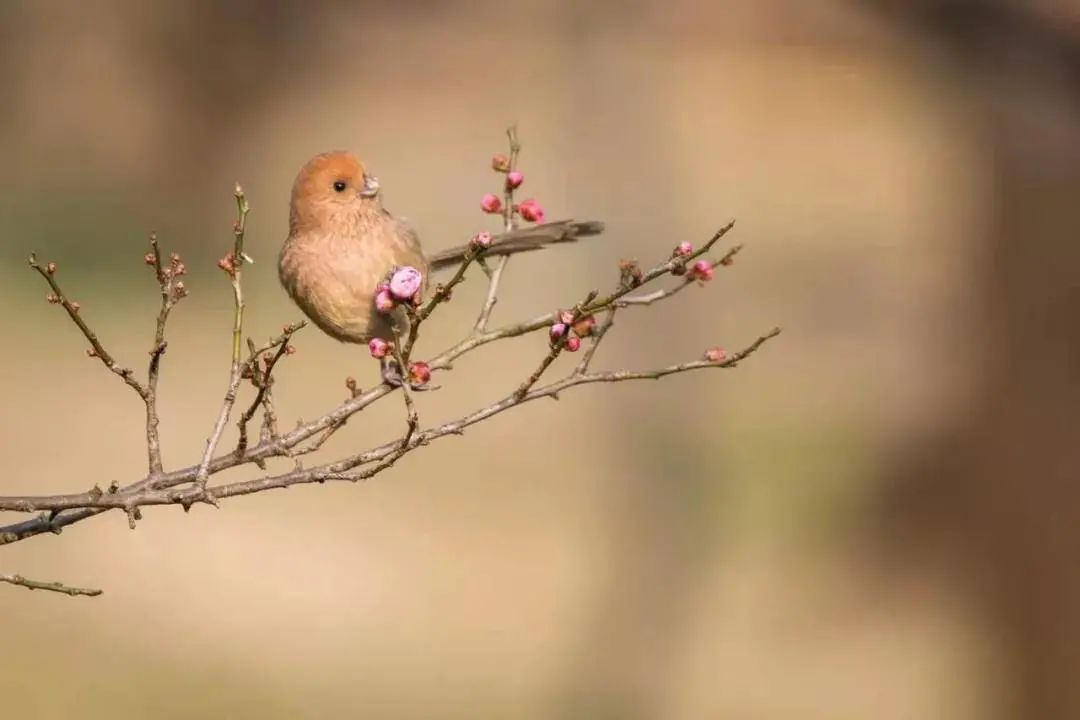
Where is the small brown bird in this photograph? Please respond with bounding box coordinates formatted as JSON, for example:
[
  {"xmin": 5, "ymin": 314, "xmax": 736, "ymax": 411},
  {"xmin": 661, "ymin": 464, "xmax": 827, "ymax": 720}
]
[{"xmin": 279, "ymin": 151, "xmax": 603, "ymax": 349}]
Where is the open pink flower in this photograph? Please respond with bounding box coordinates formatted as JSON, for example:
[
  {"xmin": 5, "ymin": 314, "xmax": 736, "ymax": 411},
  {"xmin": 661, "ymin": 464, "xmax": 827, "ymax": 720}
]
[{"xmin": 518, "ymin": 198, "xmax": 545, "ymax": 223}]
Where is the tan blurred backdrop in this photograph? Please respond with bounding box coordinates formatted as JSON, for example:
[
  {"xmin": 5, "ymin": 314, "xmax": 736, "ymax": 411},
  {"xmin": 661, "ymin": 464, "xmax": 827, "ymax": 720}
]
[{"xmin": 1, "ymin": 1, "xmax": 1077, "ymax": 718}]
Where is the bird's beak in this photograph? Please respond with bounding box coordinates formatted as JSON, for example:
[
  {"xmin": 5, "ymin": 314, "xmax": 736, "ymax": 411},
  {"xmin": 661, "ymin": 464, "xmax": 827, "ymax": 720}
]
[{"xmin": 359, "ymin": 174, "xmax": 380, "ymax": 198}]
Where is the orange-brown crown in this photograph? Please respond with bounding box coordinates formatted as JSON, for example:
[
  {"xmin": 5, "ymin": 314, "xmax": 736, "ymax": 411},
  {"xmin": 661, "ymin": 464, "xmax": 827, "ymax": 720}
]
[{"xmin": 289, "ymin": 151, "xmax": 379, "ymax": 233}]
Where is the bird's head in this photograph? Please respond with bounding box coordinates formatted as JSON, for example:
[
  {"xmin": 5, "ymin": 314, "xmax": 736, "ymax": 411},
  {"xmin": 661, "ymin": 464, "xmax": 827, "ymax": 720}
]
[{"xmin": 289, "ymin": 151, "xmax": 382, "ymax": 233}]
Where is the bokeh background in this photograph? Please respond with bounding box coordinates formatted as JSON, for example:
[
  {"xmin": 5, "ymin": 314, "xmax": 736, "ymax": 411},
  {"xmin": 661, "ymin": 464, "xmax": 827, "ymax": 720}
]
[{"xmin": 1, "ymin": 1, "xmax": 1077, "ymax": 718}]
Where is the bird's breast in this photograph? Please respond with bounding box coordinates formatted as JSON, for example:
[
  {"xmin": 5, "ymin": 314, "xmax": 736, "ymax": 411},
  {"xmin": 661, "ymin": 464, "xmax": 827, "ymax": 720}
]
[{"xmin": 279, "ymin": 221, "xmax": 427, "ymax": 343}]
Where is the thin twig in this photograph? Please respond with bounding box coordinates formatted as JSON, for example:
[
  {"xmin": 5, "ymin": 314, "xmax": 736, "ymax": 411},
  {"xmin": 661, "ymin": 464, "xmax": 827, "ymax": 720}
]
[
  {"xmin": 193, "ymin": 185, "xmax": 251, "ymax": 497},
  {"xmin": 575, "ymin": 307, "xmax": 617, "ymax": 375},
  {"xmin": 474, "ymin": 127, "xmax": 521, "ymax": 333},
  {"xmin": 235, "ymin": 323, "xmax": 303, "ymax": 456},
  {"xmin": 145, "ymin": 233, "xmax": 186, "ymax": 477},
  {"xmin": 29, "ymin": 255, "xmax": 146, "ymax": 396},
  {"xmin": 1, "ymin": 572, "xmax": 103, "ymax": 597},
  {"xmin": 616, "ymin": 244, "xmax": 743, "ymax": 308}
]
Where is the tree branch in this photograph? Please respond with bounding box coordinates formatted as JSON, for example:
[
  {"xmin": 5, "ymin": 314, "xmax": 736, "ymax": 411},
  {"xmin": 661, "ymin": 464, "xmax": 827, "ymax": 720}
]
[
  {"xmin": 1, "ymin": 572, "xmax": 103, "ymax": 597},
  {"xmin": 0, "ymin": 130, "xmax": 779, "ymax": 598}
]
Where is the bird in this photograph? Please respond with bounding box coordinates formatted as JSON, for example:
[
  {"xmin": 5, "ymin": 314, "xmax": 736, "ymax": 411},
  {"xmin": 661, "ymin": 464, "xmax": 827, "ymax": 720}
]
[{"xmin": 278, "ymin": 151, "xmax": 603, "ymax": 371}]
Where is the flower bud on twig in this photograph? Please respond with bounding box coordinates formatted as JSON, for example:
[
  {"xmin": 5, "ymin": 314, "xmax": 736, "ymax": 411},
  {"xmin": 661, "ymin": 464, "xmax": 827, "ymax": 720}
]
[
  {"xmin": 374, "ymin": 289, "xmax": 396, "ymax": 314},
  {"xmin": 368, "ymin": 338, "xmax": 390, "ymax": 359},
  {"xmin": 688, "ymin": 259, "xmax": 715, "ymax": 282},
  {"xmin": 518, "ymin": 199, "xmax": 545, "ymax": 223},
  {"xmin": 703, "ymin": 347, "xmax": 727, "ymax": 363},
  {"xmin": 389, "ymin": 266, "xmax": 423, "ymax": 302},
  {"xmin": 408, "ymin": 361, "xmax": 432, "ymax": 385},
  {"xmin": 470, "ymin": 231, "xmax": 493, "ymax": 250}
]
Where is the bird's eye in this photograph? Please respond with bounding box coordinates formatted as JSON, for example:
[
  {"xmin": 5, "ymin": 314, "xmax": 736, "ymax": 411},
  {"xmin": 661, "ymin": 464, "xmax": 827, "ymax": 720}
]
[{"xmin": 333, "ymin": 181, "xmax": 347, "ymax": 192}]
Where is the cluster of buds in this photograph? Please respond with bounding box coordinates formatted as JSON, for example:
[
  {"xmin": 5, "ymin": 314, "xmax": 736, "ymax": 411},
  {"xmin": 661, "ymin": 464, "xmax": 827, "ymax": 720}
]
[
  {"xmin": 549, "ymin": 309, "xmax": 595, "ymax": 353},
  {"xmin": 484, "ymin": 154, "xmax": 545, "ymax": 224},
  {"xmin": 374, "ymin": 266, "xmax": 424, "ymax": 315},
  {"xmin": 687, "ymin": 259, "xmax": 715, "ymax": 282},
  {"xmin": 145, "ymin": 247, "xmax": 189, "ymax": 298}
]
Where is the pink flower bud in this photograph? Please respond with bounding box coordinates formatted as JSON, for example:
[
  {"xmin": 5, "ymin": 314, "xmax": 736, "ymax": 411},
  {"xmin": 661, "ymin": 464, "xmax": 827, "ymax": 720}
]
[
  {"xmin": 688, "ymin": 259, "xmax": 715, "ymax": 282},
  {"xmin": 506, "ymin": 171, "xmax": 524, "ymax": 189},
  {"xmin": 470, "ymin": 231, "xmax": 493, "ymax": 249},
  {"xmin": 374, "ymin": 289, "xmax": 396, "ymax": 313},
  {"xmin": 389, "ymin": 266, "xmax": 423, "ymax": 301},
  {"xmin": 674, "ymin": 241, "xmax": 693, "ymax": 257},
  {"xmin": 558, "ymin": 310, "xmax": 574, "ymax": 325},
  {"xmin": 518, "ymin": 199, "xmax": 545, "ymax": 223},
  {"xmin": 704, "ymin": 347, "xmax": 727, "ymax": 363},
  {"xmin": 481, "ymin": 193, "xmax": 503, "ymax": 214},
  {"xmin": 408, "ymin": 361, "xmax": 432, "ymax": 385},
  {"xmin": 550, "ymin": 323, "xmax": 567, "ymax": 341},
  {"xmin": 491, "ymin": 154, "xmax": 511, "ymax": 173},
  {"xmin": 368, "ymin": 338, "xmax": 390, "ymax": 359},
  {"xmin": 565, "ymin": 336, "xmax": 581, "ymax": 352}
]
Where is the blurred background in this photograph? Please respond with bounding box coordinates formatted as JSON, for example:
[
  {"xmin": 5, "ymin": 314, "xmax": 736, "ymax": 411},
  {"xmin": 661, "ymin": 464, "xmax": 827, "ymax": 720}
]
[{"xmin": 1, "ymin": 1, "xmax": 1077, "ymax": 718}]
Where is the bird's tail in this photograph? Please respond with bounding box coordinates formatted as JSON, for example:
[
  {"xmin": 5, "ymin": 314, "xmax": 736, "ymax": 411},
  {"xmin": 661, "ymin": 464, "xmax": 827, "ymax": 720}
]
[{"xmin": 428, "ymin": 219, "xmax": 605, "ymax": 272}]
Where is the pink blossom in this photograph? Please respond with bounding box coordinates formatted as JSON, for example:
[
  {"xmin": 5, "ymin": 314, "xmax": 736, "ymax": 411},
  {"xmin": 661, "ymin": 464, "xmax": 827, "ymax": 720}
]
[
  {"xmin": 389, "ymin": 266, "xmax": 423, "ymax": 301},
  {"xmin": 518, "ymin": 199, "xmax": 545, "ymax": 223},
  {"xmin": 408, "ymin": 361, "xmax": 432, "ymax": 385},
  {"xmin": 558, "ymin": 310, "xmax": 575, "ymax": 325},
  {"xmin": 481, "ymin": 193, "xmax": 503, "ymax": 214},
  {"xmin": 506, "ymin": 171, "xmax": 524, "ymax": 190},
  {"xmin": 703, "ymin": 347, "xmax": 727, "ymax": 363},
  {"xmin": 374, "ymin": 289, "xmax": 396, "ymax": 313},
  {"xmin": 550, "ymin": 323, "xmax": 568, "ymax": 341},
  {"xmin": 688, "ymin": 259, "xmax": 715, "ymax": 282},
  {"xmin": 565, "ymin": 336, "xmax": 581, "ymax": 352},
  {"xmin": 368, "ymin": 338, "xmax": 390, "ymax": 359},
  {"xmin": 674, "ymin": 241, "xmax": 693, "ymax": 257}
]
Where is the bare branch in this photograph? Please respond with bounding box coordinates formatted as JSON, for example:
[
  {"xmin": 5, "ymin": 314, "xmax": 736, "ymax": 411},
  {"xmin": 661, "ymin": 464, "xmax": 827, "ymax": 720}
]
[
  {"xmin": 1, "ymin": 572, "xmax": 103, "ymax": 597},
  {"xmin": 28, "ymin": 255, "xmax": 146, "ymax": 396},
  {"xmin": 192, "ymin": 185, "xmax": 252, "ymax": 497},
  {"xmin": 0, "ymin": 129, "xmax": 779, "ymax": 599}
]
